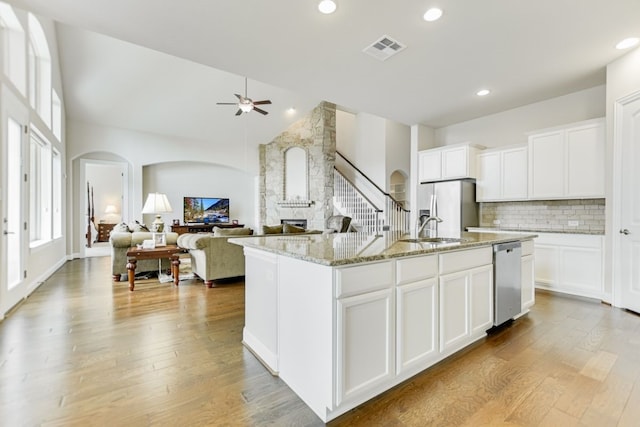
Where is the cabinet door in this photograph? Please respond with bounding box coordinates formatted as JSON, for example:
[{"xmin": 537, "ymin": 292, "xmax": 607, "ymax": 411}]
[
  {"xmin": 533, "ymin": 244, "xmax": 557, "ymax": 288},
  {"xmin": 502, "ymin": 147, "xmax": 528, "ymax": 199},
  {"xmin": 469, "ymin": 265, "xmax": 493, "ymax": 336},
  {"xmin": 560, "ymin": 246, "xmax": 603, "ymax": 297},
  {"xmin": 529, "ymin": 131, "xmax": 564, "ymax": 199},
  {"xmin": 396, "ymin": 278, "xmax": 438, "ymax": 375},
  {"xmin": 419, "ymin": 150, "xmax": 442, "ymax": 182},
  {"xmin": 566, "ymin": 123, "xmax": 605, "ymax": 197},
  {"xmin": 477, "ymin": 152, "xmax": 501, "ymax": 201},
  {"xmin": 521, "ymin": 254, "xmax": 535, "ymax": 310},
  {"xmin": 439, "ymin": 270, "xmax": 469, "ymax": 354},
  {"xmin": 336, "ymin": 288, "xmax": 395, "ymax": 405},
  {"xmin": 442, "ymin": 146, "xmax": 467, "ymax": 179}
]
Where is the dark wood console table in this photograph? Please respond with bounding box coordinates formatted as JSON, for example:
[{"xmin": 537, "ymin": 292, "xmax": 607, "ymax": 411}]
[{"xmin": 171, "ymin": 223, "xmax": 244, "ymax": 235}]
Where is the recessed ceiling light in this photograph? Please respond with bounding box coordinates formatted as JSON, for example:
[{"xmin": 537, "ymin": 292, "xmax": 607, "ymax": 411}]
[
  {"xmin": 287, "ymin": 107, "xmax": 296, "ymax": 114},
  {"xmin": 318, "ymin": 0, "xmax": 337, "ymax": 14},
  {"xmin": 476, "ymin": 89, "xmax": 490, "ymax": 97},
  {"xmin": 616, "ymin": 37, "xmax": 639, "ymax": 50},
  {"xmin": 423, "ymin": 8, "xmax": 443, "ymax": 22}
]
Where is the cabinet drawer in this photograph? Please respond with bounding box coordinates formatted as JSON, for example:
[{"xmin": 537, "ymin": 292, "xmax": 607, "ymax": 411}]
[
  {"xmin": 396, "ymin": 255, "xmax": 438, "ymax": 285},
  {"xmin": 335, "ymin": 261, "xmax": 393, "ymax": 298},
  {"xmin": 439, "ymin": 247, "xmax": 493, "ymax": 275}
]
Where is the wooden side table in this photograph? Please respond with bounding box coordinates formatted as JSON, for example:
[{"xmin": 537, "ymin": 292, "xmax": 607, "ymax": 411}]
[
  {"xmin": 125, "ymin": 245, "xmax": 186, "ymax": 291},
  {"xmin": 97, "ymin": 223, "xmax": 116, "ymax": 242}
]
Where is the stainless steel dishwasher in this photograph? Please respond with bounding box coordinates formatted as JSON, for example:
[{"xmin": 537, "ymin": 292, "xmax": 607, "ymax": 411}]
[{"xmin": 493, "ymin": 241, "xmax": 522, "ymax": 326}]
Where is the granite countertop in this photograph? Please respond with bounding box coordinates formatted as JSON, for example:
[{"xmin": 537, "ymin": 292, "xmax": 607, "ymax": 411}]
[
  {"xmin": 467, "ymin": 227, "xmax": 604, "ymax": 236},
  {"xmin": 229, "ymin": 231, "xmax": 537, "ymax": 267}
]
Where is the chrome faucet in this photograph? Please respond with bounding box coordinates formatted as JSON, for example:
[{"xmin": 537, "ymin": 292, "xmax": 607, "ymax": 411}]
[{"xmin": 417, "ymin": 214, "xmax": 443, "ymax": 238}]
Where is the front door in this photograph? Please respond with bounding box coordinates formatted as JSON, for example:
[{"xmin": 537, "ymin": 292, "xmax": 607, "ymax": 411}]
[
  {"xmin": 1, "ymin": 87, "xmax": 28, "ymax": 315},
  {"xmin": 617, "ymin": 91, "xmax": 640, "ymax": 313}
]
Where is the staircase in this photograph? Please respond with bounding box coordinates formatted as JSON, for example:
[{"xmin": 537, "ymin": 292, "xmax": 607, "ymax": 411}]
[{"xmin": 333, "ymin": 152, "xmax": 410, "ymax": 235}]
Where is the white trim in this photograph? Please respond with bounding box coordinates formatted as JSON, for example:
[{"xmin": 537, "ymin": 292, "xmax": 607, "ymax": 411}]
[{"xmin": 612, "ymin": 90, "xmax": 640, "ymax": 307}]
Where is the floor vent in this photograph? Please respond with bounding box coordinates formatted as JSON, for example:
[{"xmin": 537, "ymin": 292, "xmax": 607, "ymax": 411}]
[{"xmin": 362, "ymin": 35, "xmax": 406, "ymax": 61}]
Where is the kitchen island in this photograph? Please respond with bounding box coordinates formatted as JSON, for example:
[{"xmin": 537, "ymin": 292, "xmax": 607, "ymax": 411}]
[{"xmin": 229, "ymin": 231, "xmax": 536, "ymax": 422}]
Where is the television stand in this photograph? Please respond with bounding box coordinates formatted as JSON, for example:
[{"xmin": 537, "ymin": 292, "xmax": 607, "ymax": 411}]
[{"xmin": 171, "ymin": 223, "xmax": 244, "ymax": 235}]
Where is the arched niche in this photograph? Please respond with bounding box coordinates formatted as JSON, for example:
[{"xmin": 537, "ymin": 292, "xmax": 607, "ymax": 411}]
[{"xmin": 284, "ymin": 147, "xmax": 308, "ymax": 201}]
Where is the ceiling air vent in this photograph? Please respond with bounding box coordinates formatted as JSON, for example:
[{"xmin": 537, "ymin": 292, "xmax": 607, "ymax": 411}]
[{"xmin": 363, "ymin": 35, "xmax": 406, "ymax": 61}]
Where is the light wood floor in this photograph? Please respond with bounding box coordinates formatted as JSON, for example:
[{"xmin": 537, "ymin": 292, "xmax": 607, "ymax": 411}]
[{"xmin": 1, "ymin": 257, "xmax": 640, "ymax": 426}]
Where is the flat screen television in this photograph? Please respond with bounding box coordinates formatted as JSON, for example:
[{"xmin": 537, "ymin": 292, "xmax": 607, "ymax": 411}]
[{"xmin": 183, "ymin": 197, "xmax": 229, "ymax": 224}]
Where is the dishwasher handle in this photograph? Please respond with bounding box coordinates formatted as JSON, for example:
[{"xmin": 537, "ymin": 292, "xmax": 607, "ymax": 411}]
[{"xmin": 493, "ymin": 241, "xmax": 521, "ymax": 253}]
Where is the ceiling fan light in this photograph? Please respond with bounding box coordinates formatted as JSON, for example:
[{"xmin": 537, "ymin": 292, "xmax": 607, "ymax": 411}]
[
  {"xmin": 318, "ymin": 0, "xmax": 337, "ymax": 14},
  {"xmin": 239, "ymin": 102, "xmax": 253, "ymax": 113}
]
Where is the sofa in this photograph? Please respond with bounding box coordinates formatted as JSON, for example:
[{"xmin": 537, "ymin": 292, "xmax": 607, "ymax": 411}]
[
  {"xmin": 177, "ymin": 225, "xmax": 321, "ymax": 287},
  {"xmin": 109, "ymin": 231, "xmax": 179, "ymax": 281}
]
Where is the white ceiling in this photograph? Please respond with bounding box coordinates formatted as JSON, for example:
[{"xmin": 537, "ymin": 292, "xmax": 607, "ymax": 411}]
[{"xmin": 9, "ymin": 0, "xmax": 640, "ymax": 147}]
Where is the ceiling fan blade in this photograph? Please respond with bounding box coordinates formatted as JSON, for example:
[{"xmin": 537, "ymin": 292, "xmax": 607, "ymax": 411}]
[
  {"xmin": 253, "ymin": 107, "xmax": 269, "ymax": 115},
  {"xmin": 234, "ymin": 94, "xmax": 245, "ymax": 102},
  {"xmin": 253, "ymin": 100, "xmax": 272, "ymax": 105},
  {"xmin": 235, "ymin": 109, "xmax": 243, "ymax": 116},
  {"xmin": 216, "ymin": 102, "xmax": 237, "ymax": 105}
]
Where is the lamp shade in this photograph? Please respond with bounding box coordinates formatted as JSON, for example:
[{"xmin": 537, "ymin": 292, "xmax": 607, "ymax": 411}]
[
  {"xmin": 104, "ymin": 204, "xmax": 118, "ymax": 214},
  {"xmin": 141, "ymin": 193, "xmax": 173, "ymax": 214}
]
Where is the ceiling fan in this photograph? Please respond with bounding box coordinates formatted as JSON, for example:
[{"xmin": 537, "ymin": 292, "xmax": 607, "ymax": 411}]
[{"xmin": 216, "ymin": 77, "xmax": 272, "ymax": 116}]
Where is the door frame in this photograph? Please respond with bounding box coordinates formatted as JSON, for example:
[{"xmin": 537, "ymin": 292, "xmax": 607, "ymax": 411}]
[{"xmin": 612, "ymin": 89, "xmax": 640, "ymax": 308}]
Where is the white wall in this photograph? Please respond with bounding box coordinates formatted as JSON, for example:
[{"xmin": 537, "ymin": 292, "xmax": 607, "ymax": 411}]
[
  {"xmin": 142, "ymin": 161, "xmax": 255, "ymax": 230},
  {"xmin": 605, "ymin": 46, "xmax": 640, "ymax": 302},
  {"xmin": 86, "ymin": 163, "xmax": 124, "ymax": 223},
  {"xmin": 336, "ymin": 109, "xmax": 356, "ymax": 159},
  {"xmin": 434, "ymin": 85, "xmax": 606, "ymax": 149},
  {"xmin": 384, "ymin": 120, "xmax": 410, "ymax": 190},
  {"xmin": 354, "ymin": 113, "xmax": 386, "ymax": 189}
]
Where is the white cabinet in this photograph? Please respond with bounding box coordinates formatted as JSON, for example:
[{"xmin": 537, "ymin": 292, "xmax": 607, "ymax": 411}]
[
  {"xmin": 477, "ymin": 145, "xmax": 528, "ymax": 201},
  {"xmin": 533, "ymin": 232, "xmax": 604, "ymax": 299},
  {"xmin": 418, "ymin": 143, "xmax": 483, "ymax": 183},
  {"xmin": 242, "ymin": 248, "xmax": 280, "ymax": 372},
  {"xmin": 335, "ymin": 261, "xmax": 395, "ymax": 406},
  {"xmin": 438, "ymin": 247, "xmax": 493, "ymax": 355},
  {"xmin": 528, "ymin": 118, "xmax": 604, "ymax": 199},
  {"xmin": 395, "ymin": 255, "xmax": 438, "ymax": 375}
]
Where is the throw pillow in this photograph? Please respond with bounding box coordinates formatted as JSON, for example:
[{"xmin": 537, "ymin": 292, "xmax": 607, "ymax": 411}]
[
  {"xmin": 213, "ymin": 227, "xmax": 253, "ymax": 237},
  {"xmin": 112, "ymin": 222, "xmax": 131, "ymax": 233},
  {"xmin": 283, "ymin": 223, "xmax": 306, "ymax": 234},
  {"xmin": 262, "ymin": 224, "xmax": 284, "ymax": 234},
  {"xmin": 132, "ymin": 220, "xmax": 150, "ymax": 232}
]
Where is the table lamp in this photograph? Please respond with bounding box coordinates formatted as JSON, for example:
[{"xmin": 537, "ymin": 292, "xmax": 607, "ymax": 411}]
[{"xmin": 141, "ymin": 192, "xmax": 173, "ymax": 232}]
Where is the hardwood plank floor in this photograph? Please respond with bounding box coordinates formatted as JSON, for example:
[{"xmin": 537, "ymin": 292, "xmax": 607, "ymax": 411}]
[{"xmin": 1, "ymin": 256, "xmax": 639, "ymax": 426}]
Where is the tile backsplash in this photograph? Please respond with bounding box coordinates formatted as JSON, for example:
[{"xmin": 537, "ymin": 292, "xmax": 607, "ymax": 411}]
[{"xmin": 479, "ymin": 199, "xmax": 605, "ymax": 233}]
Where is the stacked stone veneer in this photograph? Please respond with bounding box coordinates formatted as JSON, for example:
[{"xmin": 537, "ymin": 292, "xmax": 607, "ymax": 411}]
[
  {"xmin": 479, "ymin": 199, "xmax": 605, "ymax": 233},
  {"xmin": 259, "ymin": 102, "xmax": 336, "ymax": 231}
]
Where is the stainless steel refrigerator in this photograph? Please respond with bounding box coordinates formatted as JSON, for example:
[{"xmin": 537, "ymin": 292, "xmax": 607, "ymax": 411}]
[{"xmin": 417, "ymin": 179, "xmax": 479, "ymax": 236}]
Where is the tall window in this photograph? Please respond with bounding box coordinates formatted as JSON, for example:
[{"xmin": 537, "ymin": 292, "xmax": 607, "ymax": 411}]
[
  {"xmin": 29, "ymin": 129, "xmax": 51, "ymax": 245},
  {"xmin": 52, "ymin": 148, "xmax": 62, "ymax": 239},
  {"xmin": 28, "ymin": 13, "xmax": 51, "ymax": 128},
  {"xmin": 0, "ymin": 1, "xmax": 26, "ymax": 94}
]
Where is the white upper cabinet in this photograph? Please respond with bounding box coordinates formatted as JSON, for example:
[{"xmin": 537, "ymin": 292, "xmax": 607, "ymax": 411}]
[
  {"xmin": 528, "ymin": 118, "xmax": 605, "ymax": 199},
  {"xmin": 476, "ymin": 145, "xmax": 528, "ymax": 202},
  {"xmin": 418, "ymin": 143, "xmax": 483, "ymax": 183}
]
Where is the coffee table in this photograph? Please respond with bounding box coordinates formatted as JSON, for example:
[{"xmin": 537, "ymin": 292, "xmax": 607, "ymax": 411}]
[{"xmin": 126, "ymin": 245, "xmax": 186, "ymax": 291}]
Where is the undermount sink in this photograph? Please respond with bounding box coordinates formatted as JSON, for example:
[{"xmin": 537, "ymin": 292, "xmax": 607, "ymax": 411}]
[{"xmin": 399, "ymin": 237, "xmax": 469, "ymax": 244}]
